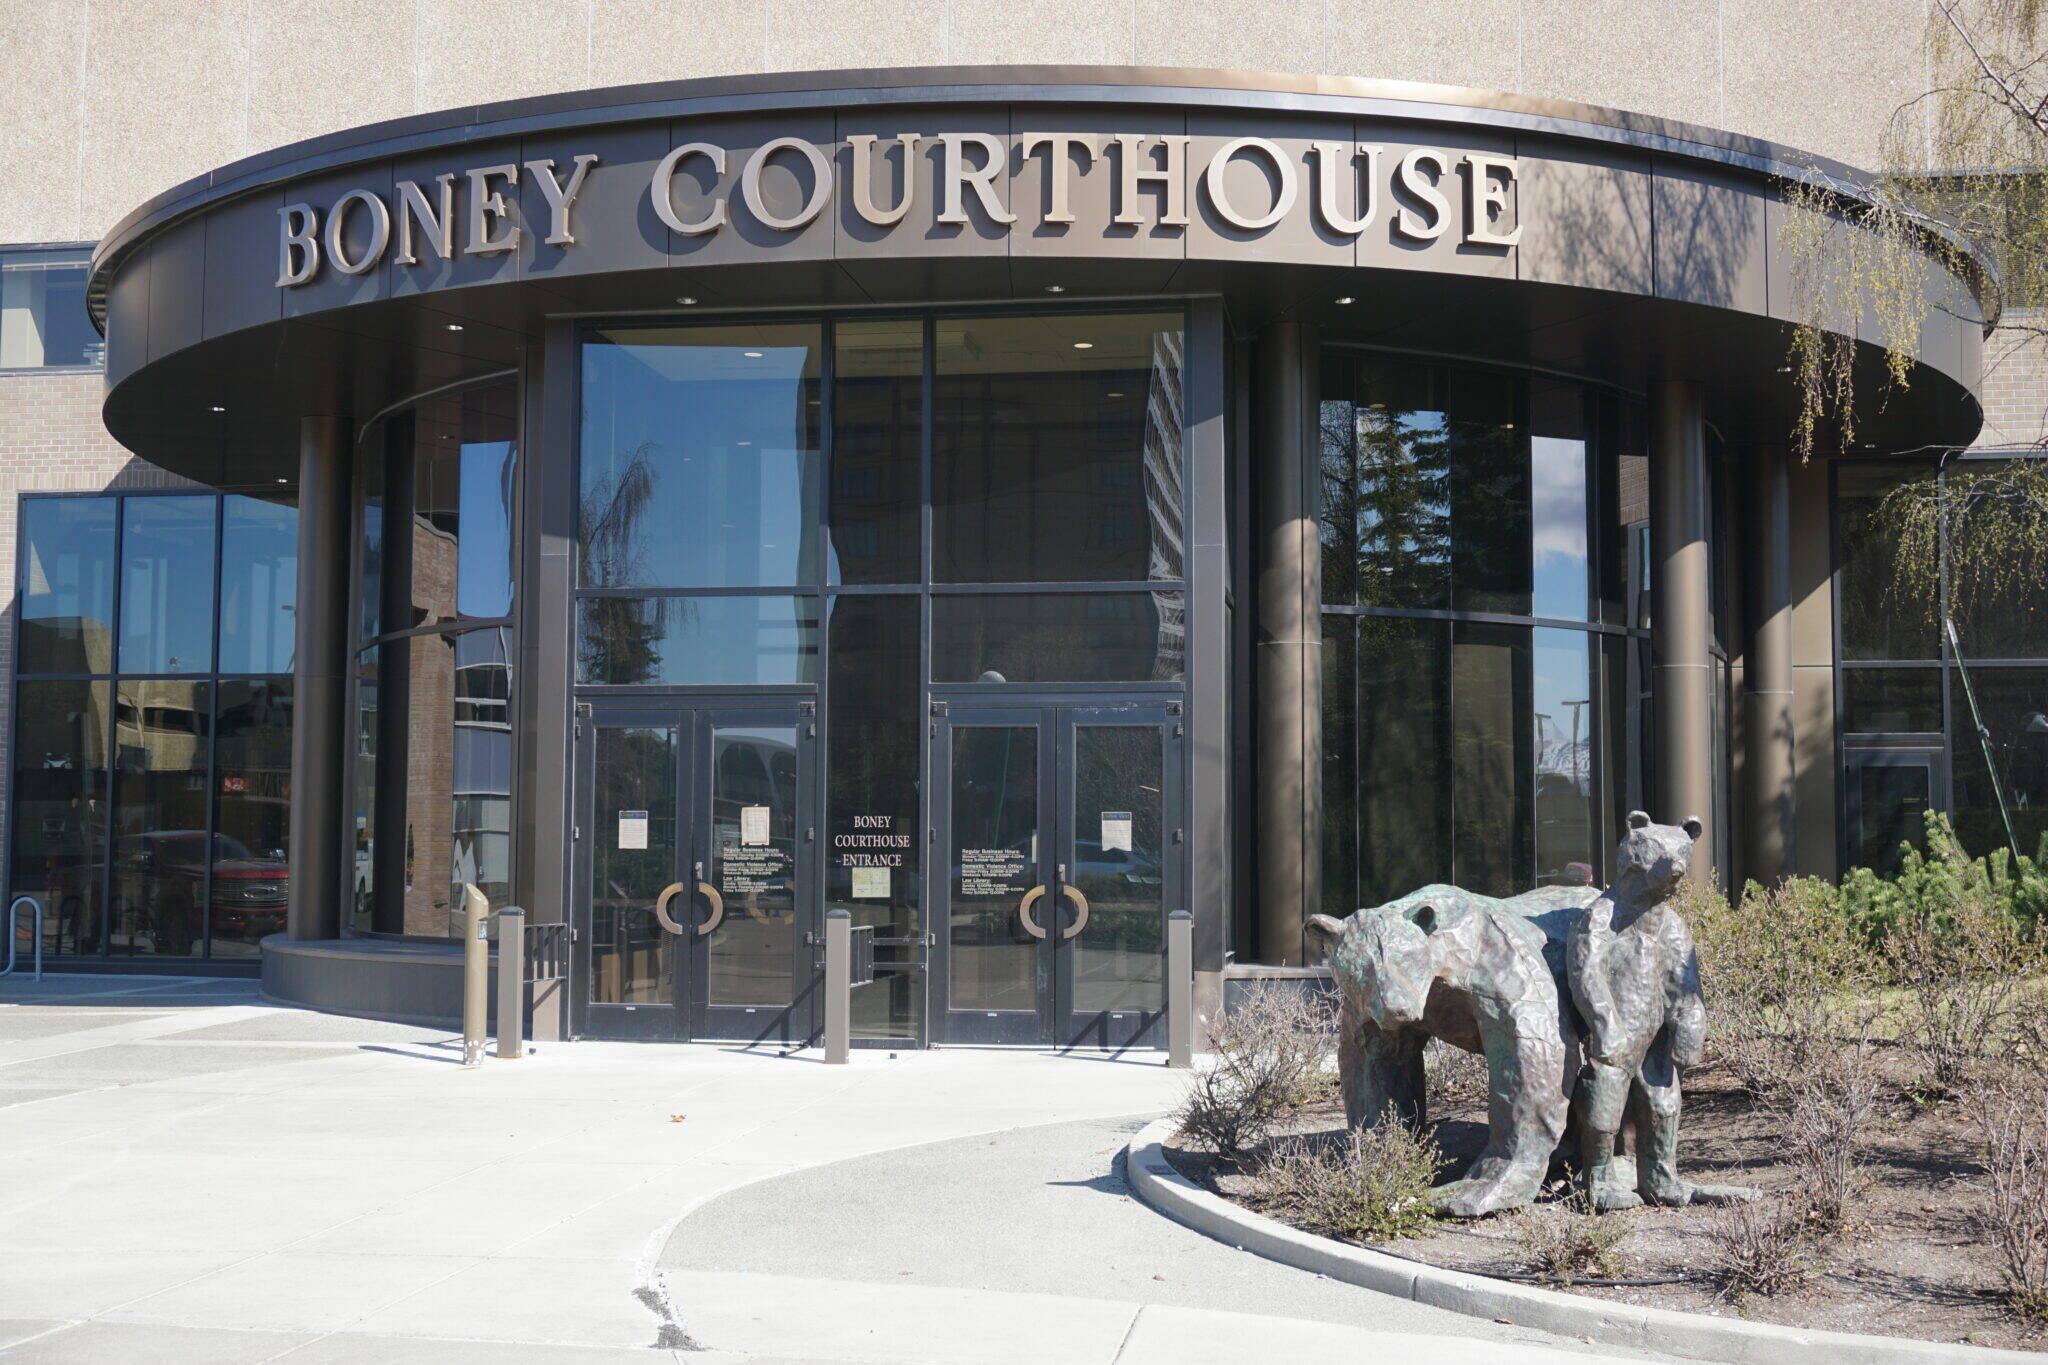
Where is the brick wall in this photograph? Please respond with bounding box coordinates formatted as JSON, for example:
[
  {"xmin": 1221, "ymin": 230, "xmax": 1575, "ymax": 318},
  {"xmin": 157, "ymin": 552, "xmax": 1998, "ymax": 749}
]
[
  {"xmin": 1976, "ymin": 310, "xmax": 2048, "ymax": 449},
  {"xmin": 0, "ymin": 368, "xmax": 197, "ymax": 862}
]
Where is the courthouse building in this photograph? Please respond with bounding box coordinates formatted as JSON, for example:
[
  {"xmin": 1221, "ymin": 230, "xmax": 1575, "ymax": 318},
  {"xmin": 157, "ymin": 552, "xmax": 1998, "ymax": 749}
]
[{"xmin": 1, "ymin": 4, "xmax": 2041, "ymax": 1044}]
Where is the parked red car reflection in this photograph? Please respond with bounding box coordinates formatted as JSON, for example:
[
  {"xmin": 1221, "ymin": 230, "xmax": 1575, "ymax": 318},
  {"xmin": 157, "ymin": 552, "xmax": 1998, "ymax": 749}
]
[{"xmin": 49, "ymin": 831, "xmax": 288, "ymax": 956}]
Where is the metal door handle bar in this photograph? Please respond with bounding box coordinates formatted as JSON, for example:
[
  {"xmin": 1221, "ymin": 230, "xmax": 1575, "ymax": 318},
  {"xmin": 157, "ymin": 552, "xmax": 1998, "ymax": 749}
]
[
  {"xmin": 1056, "ymin": 884, "xmax": 1090, "ymax": 940},
  {"xmin": 653, "ymin": 882, "xmax": 689, "ymax": 935},
  {"xmin": 694, "ymin": 883, "xmax": 724, "ymax": 935},
  {"xmin": 1017, "ymin": 884, "xmax": 1050, "ymax": 940}
]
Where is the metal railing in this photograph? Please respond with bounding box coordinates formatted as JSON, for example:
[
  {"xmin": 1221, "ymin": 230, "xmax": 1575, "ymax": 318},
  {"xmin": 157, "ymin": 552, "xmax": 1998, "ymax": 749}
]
[{"xmin": 2, "ymin": 897, "xmax": 44, "ymax": 982}]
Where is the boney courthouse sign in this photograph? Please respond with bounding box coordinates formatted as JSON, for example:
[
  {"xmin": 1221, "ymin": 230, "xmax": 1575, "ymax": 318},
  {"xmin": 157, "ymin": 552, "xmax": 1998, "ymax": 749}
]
[{"xmin": 274, "ymin": 130, "xmax": 1521, "ymax": 286}]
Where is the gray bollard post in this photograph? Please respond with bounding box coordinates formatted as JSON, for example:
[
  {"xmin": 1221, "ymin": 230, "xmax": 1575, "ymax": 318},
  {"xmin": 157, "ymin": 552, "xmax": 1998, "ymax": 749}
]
[
  {"xmin": 495, "ymin": 906, "xmax": 526, "ymax": 1059},
  {"xmin": 1167, "ymin": 910, "xmax": 1194, "ymax": 1069},
  {"xmin": 461, "ymin": 884, "xmax": 489, "ymax": 1068},
  {"xmin": 824, "ymin": 909, "xmax": 851, "ymax": 1065}
]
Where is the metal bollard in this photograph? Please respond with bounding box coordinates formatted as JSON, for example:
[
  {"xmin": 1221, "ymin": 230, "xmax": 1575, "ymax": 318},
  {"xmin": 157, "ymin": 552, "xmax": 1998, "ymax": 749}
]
[
  {"xmin": 461, "ymin": 884, "xmax": 489, "ymax": 1068},
  {"xmin": 1167, "ymin": 910, "xmax": 1194, "ymax": 1069},
  {"xmin": 824, "ymin": 909, "xmax": 850, "ymax": 1065},
  {"xmin": 495, "ymin": 906, "xmax": 526, "ymax": 1059}
]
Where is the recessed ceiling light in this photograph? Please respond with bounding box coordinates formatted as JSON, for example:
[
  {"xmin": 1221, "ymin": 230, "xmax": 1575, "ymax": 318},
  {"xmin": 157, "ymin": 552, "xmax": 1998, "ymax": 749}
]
[
  {"xmin": 445, "ymin": 323, "xmax": 464, "ymax": 332},
  {"xmin": 737, "ymin": 440, "xmax": 752, "ymax": 447},
  {"xmin": 1072, "ymin": 341, "xmax": 1093, "ymax": 350},
  {"xmin": 275, "ymin": 477, "xmax": 288, "ymax": 484},
  {"xmin": 1334, "ymin": 296, "xmax": 1356, "ymax": 305},
  {"xmin": 677, "ymin": 296, "xmax": 698, "ymax": 305},
  {"xmin": 1106, "ymin": 391, "xmax": 1124, "ymax": 398},
  {"xmin": 744, "ymin": 351, "xmax": 764, "ymax": 358},
  {"xmin": 1044, "ymin": 285, "xmax": 1066, "ymax": 294},
  {"xmin": 209, "ymin": 405, "xmax": 226, "ymax": 413}
]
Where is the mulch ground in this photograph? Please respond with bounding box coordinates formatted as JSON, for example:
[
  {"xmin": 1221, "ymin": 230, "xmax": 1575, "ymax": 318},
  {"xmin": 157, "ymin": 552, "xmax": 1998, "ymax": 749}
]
[{"xmin": 1167, "ymin": 1060, "xmax": 2048, "ymax": 1354}]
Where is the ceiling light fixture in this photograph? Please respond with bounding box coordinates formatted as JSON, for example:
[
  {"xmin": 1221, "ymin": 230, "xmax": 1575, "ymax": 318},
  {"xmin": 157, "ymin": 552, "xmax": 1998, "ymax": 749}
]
[
  {"xmin": 677, "ymin": 296, "xmax": 698, "ymax": 305},
  {"xmin": 445, "ymin": 323, "xmax": 464, "ymax": 332},
  {"xmin": 1072, "ymin": 341, "xmax": 1094, "ymax": 349},
  {"xmin": 209, "ymin": 405, "xmax": 226, "ymax": 413},
  {"xmin": 1334, "ymin": 296, "xmax": 1356, "ymax": 305},
  {"xmin": 1044, "ymin": 285, "xmax": 1066, "ymax": 294},
  {"xmin": 744, "ymin": 350, "xmax": 764, "ymax": 358}
]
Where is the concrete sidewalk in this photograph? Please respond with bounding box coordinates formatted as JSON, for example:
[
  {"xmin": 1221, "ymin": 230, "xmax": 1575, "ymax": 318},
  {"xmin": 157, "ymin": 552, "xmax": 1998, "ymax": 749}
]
[{"xmin": 0, "ymin": 975, "xmax": 1649, "ymax": 1363}]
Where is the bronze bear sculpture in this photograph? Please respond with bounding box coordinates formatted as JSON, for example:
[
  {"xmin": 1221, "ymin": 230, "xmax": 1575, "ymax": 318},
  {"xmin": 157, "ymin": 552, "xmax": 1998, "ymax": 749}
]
[{"xmin": 1307, "ymin": 812, "xmax": 1754, "ymax": 1217}]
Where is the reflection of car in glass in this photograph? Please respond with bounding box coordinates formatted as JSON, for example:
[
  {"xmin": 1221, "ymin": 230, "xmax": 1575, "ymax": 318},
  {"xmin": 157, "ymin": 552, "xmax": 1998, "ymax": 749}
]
[{"xmin": 54, "ymin": 831, "xmax": 288, "ymax": 955}]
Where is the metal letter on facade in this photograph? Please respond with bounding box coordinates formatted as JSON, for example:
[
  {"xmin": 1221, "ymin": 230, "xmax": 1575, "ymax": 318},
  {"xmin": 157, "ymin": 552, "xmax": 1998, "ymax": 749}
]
[
  {"xmin": 276, "ymin": 203, "xmax": 321, "ymax": 287},
  {"xmin": 1202, "ymin": 136, "xmax": 1298, "ymax": 231},
  {"xmin": 1462, "ymin": 152, "xmax": 1522, "ymax": 248},
  {"xmin": 651, "ymin": 142, "xmax": 729, "ymax": 236},
  {"xmin": 1111, "ymin": 134, "xmax": 1191, "ymax": 227},
  {"xmin": 847, "ymin": 133, "xmax": 922, "ymax": 227},
  {"xmin": 1310, "ymin": 141, "xmax": 1381, "ymax": 236},
  {"xmin": 325, "ymin": 188, "xmax": 391, "ymax": 276},
  {"xmin": 935, "ymin": 133, "xmax": 1016, "ymax": 226},
  {"xmin": 1018, "ymin": 132, "xmax": 1104, "ymax": 225},
  {"xmin": 741, "ymin": 137, "xmax": 835, "ymax": 231},
  {"xmin": 393, "ymin": 174, "xmax": 458, "ymax": 265},
  {"xmin": 1393, "ymin": 148, "xmax": 1451, "ymax": 241},
  {"xmin": 525, "ymin": 154, "xmax": 600, "ymax": 246},
  {"xmin": 465, "ymin": 164, "xmax": 522, "ymax": 255}
]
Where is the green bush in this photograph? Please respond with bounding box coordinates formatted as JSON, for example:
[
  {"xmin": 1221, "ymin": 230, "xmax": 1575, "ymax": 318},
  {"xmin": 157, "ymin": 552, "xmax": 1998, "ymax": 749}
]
[
  {"xmin": 1840, "ymin": 810, "xmax": 2048, "ymax": 941},
  {"xmin": 1249, "ymin": 1122, "xmax": 1441, "ymax": 1243}
]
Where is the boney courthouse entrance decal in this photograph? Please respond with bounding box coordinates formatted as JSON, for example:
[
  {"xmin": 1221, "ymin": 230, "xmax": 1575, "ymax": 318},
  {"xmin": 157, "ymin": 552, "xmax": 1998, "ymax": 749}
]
[{"xmin": 275, "ymin": 130, "xmax": 1521, "ymax": 286}]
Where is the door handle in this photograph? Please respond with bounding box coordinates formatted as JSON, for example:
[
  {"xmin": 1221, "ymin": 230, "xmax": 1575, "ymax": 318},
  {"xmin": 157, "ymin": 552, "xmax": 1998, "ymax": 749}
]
[
  {"xmin": 1056, "ymin": 884, "xmax": 1090, "ymax": 940},
  {"xmin": 694, "ymin": 859, "xmax": 724, "ymax": 937},
  {"xmin": 1016, "ymin": 885, "xmax": 1050, "ymax": 940},
  {"xmin": 653, "ymin": 882, "xmax": 688, "ymax": 935}
]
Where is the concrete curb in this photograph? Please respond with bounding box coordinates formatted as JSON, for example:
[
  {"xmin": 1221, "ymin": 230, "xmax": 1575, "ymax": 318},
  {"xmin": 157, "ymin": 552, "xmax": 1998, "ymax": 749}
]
[{"xmin": 1122, "ymin": 1117, "xmax": 2038, "ymax": 1365}]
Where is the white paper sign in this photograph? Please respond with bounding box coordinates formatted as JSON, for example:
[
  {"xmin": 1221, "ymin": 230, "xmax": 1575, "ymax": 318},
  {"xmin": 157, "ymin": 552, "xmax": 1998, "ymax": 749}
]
[
  {"xmin": 740, "ymin": 805, "xmax": 771, "ymax": 847},
  {"xmin": 1101, "ymin": 811, "xmax": 1133, "ymax": 853},
  {"xmin": 617, "ymin": 810, "xmax": 648, "ymax": 850},
  {"xmin": 851, "ymin": 866, "xmax": 891, "ymax": 899}
]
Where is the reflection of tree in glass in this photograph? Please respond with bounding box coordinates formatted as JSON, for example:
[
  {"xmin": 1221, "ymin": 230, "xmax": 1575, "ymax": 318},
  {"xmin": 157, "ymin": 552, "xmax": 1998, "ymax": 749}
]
[
  {"xmin": 578, "ymin": 444, "xmax": 671, "ymax": 684},
  {"xmin": 1353, "ymin": 404, "xmax": 1451, "ymax": 613}
]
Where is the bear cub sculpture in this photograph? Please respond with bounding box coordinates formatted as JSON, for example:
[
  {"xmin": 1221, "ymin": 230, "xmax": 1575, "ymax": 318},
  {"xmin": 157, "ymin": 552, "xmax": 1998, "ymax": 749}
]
[{"xmin": 1309, "ymin": 812, "xmax": 1755, "ymax": 1217}]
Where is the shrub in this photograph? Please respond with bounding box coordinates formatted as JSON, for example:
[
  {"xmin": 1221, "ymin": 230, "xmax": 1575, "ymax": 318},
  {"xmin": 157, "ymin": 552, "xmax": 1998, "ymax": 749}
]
[
  {"xmin": 1512, "ymin": 1188, "xmax": 1629, "ymax": 1285},
  {"xmin": 1249, "ymin": 1121, "xmax": 1441, "ymax": 1243},
  {"xmin": 1840, "ymin": 810, "xmax": 2048, "ymax": 941},
  {"xmin": 1703, "ymin": 1198, "xmax": 1823, "ymax": 1300},
  {"xmin": 1971, "ymin": 1078, "xmax": 2048, "ymax": 1321},
  {"xmin": 1174, "ymin": 983, "xmax": 1335, "ymax": 1164},
  {"xmin": 1774, "ymin": 1042, "xmax": 1885, "ymax": 1235}
]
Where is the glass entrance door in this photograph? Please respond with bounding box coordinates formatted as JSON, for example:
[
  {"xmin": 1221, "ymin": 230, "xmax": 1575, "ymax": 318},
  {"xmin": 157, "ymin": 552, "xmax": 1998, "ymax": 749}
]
[
  {"xmin": 577, "ymin": 698, "xmax": 815, "ymax": 1042},
  {"xmin": 933, "ymin": 702, "xmax": 1182, "ymax": 1048}
]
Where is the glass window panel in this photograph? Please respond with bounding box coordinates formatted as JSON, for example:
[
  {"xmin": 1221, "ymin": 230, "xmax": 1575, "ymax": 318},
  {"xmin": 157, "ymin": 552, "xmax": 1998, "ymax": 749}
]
[
  {"xmin": 1317, "ymin": 353, "xmax": 1358, "ymax": 608},
  {"xmin": 1448, "ymin": 367, "xmax": 1531, "ymax": 616},
  {"xmin": 211, "ymin": 681, "xmax": 293, "ymax": 957},
  {"xmin": 359, "ymin": 429, "xmax": 388, "ymax": 642},
  {"xmin": 119, "ymin": 497, "xmax": 217, "ymax": 674},
  {"xmin": 1356, "ymin": 616, "xmax": 1452, "ymax": 905},
  {"xmin": 1837, "ymin": 461, "xmax": 1939, "ymax": 661},
  {"xmin": 1854, "ymin": 762, "xmax": 1936, "ymax": 875},
  {"xmin": 589, "ymin": 724, "xmax": 677, "ymax": 1004},
  {"xmin": 1347, "ymin": 357, "xmax": 1450, "ymax": 610},
  {"xmin": 1950, "ymin": 668, "xmax": 2048, "ymax": 860},
  {"xmin": 1949, "ymin": 459, "xmax": 2048, "ymax": 659},
  {"xmin": 948, "ymin": 724, "xmax": 1038, "ymax": 1011},
  {"xmin": 933, "ymin": 312, "xmax": 1184, "ymax": 583},
  {"xmin": 219, "ymin": 495, "xmax": 297, "ymax": 674},
  {"xmin": 1842, "ymin": 667, "xmax": 1944, "ymax": 733},
  {"xmin": 352, "ymin": 653, "xmax": 377, "ymax": 932},
  {"xmin": 1601, "ymin": 399, "xmax": 1649, "ymax": 628},
  {"xmin": 931, "ymin": 591, "xmax": 1184, "ymax": 683},
  {"xmin": 707, "ymin": 722, "xmax": 800, "ymax": 1007},
  {"xmin": 1070, "ymin": 723, "xmax": 1165, "ymax": 1014},
  {"xmin": 1530, "ymin": 381, "xmax": 1590, "ymax": 623},
  {"xmin": 1320, "ymin": 614, "xmax": 1357, "ymax": 916},
  {"xmin": 9, "ymin": 679, "xmax": 111, "ymax": 955},
  {"xmin": 1451, "ymin": 621, "xmax": 1530, "ymax": 896},
  {"xmin": 0, "ymin": 247, "xmax": 99, "ymax": 368},
  {"xmin": 109, "ymin": 680, "xmax": 211, "ymax": 956},
  {"xmin": 411, "ymin": 385, "xmax": 518, "ymax": 625},
  {"xmin": 831, "ymin": 319, "xmax": 924, "ymax": 584},
  {"xmin": 396, "ymin": 631, "xmax": 459, "ymax": 935},
  {"xmin": 19, "ymin": 496, "xmax": 116, "ymax": 675},
  {"xmin": 580, "ymin": 323, "xmax": 822, "ymax": 588},
  {"xmin": 576, "ymin": 595, "xmax": 818, "ymax": 686},
  {"xmin": 1532, "ymin": 629, "xmax": 1597, "ymax": 886},
  {"xmin": 453, "ymin": 629, "xmax": 514, "ymax": 910}
]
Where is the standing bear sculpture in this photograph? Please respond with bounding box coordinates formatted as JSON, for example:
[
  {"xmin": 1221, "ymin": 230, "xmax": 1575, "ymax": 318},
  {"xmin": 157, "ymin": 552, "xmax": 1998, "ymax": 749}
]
[{"xmin": 1308, "ymin": 813, "xmax": 1752, "ymax": 1217}]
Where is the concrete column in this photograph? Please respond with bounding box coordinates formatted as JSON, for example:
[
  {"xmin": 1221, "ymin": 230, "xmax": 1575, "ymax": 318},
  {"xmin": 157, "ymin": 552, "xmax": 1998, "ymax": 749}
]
[
  {"xmin": 1255, "ymin": 322, "xmax": 1320, "ymax": 965},
  {"xmin": 1649, "ymin": 380, "xmax": 1715, "ymax": 878},
  {"xmin": 287, "ymin": 413, "xmax": 352, "ymax": 941},
  {"xmin": 1744, "ymin": 444, "xmax": 1796, "ymax": 883}
]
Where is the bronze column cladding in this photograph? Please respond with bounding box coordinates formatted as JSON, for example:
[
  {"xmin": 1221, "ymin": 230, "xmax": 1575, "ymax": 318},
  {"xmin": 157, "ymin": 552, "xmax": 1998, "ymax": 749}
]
[
  {"xmin": 1745, "ymin": 443, "xmax": 1796, "ymax": 882},
  {"xmin": 287, "ymin": 413, "xmax": 352, "ymax": 940},
  {"xmin": 1649, "ymin": 381, "xmax": 1715, "ymax": 879},
  {"xmin": 1255, "ymin": 322, "xmax": 1320, "ymax": 965}
]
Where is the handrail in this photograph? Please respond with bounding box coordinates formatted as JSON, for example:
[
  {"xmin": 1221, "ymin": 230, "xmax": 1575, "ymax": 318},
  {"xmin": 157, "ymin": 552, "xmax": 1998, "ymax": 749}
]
[{"xmin": 3, "ymin": 897, "xmax": 45, "ymax": 982}]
